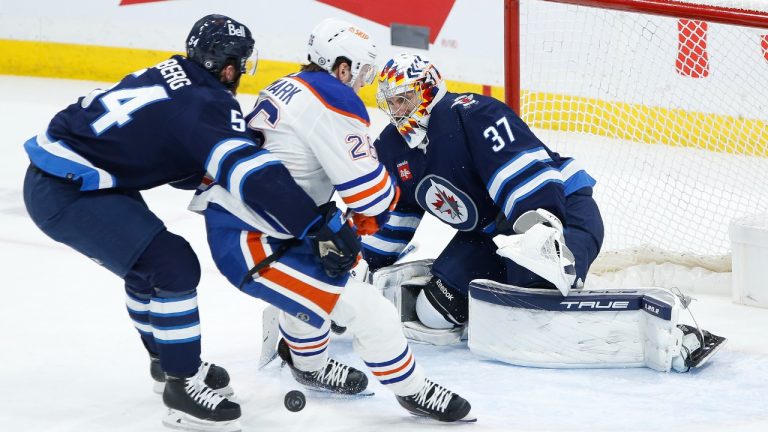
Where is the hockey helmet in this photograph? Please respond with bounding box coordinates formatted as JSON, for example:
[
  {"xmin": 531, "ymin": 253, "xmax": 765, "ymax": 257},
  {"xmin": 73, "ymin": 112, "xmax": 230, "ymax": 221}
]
[
  {"xmin": 376, "ymin": 54, "xmax": 447, "ymax": 148},
  {"xmin": 307, "ymin": 18, "xmax": 377, "ymax": 90},
  {"xmin": 186, "ymin": 14, "xmax": 257, "ymax": 78}
]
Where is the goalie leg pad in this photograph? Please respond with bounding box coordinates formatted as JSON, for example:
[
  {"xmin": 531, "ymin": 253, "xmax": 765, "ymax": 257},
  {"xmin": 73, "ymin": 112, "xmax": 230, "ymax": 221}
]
[{"xmin": 467, "ymin": 280, "xmax": 723, "ymax": 372}]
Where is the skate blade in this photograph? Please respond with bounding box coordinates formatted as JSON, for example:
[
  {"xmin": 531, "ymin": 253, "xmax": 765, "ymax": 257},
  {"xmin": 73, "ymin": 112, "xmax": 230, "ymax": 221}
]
[
  {"xmin": 163, "ymin": 409, "xmax": 242, "ymax": 432},
  {"xmin": 305, "ymin": 387, "xmax": 375, "ymax": 398},
  {"xmin": 406, "ymin": 410, "xmax": 478, "ymax": 423},
  {"xmin": 690, "ymin": 336, "xmax": 728, "ymax": 369}
]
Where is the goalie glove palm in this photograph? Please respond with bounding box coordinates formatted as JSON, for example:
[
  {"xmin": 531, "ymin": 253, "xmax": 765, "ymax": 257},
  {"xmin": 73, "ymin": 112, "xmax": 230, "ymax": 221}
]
[{"xmin": 493, "ymin": 209, "xmax": 576, "ymax": 296}]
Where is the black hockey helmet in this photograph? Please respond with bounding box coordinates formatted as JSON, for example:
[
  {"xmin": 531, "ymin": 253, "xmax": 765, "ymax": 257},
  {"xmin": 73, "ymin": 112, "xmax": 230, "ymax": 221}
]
[{"xmin": 186, "ymin": 14, "xmax": 257, "ymax": 78}]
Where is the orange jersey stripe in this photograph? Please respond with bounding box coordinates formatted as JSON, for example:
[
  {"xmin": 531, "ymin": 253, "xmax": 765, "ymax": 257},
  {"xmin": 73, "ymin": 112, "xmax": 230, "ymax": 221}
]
[
  {"xmin": 286, "ymin": 338, "xmax": 329, "ymax": 351},
  {"xmin": 246, "ymin": 232, "xmax": 268, "ymax": 274},
  {"xmin": 371, "ymin": 355, "xmax": 413, "ymax": 377},
  {"xmin": 341, "ymin": 172, "xmax": 391, "ymax": 205},
  {"xmin": 262, "ymin": 267, "xmax": 340, "ymax": 314},
  {"xmin": 289, "ymin": 76, "xmax": 371, "ymax": 127}
]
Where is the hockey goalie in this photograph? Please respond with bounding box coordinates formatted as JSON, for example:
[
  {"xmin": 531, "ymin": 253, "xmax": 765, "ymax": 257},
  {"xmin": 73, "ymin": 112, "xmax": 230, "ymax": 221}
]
[
  {"xmin": 359, "ymin": 53, "xmax": 726, "ymax": 373},
  {"xmin": 366, "ymin": 211, "xmax": 726, "ymax": 373}
]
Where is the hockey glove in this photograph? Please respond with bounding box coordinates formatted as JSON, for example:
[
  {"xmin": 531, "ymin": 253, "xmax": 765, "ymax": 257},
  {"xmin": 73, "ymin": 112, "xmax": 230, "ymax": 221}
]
[
  {"xmin": 348, "ymin": 186, "xmax": 400, "ymax": 236},
  {"xmin": 308, "ymin": 202, "xmax": 361, "ymax": 278}
]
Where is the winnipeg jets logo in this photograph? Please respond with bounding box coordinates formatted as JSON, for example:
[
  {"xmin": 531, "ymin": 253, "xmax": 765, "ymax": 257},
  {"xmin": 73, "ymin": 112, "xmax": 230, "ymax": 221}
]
[
  {"xmin": 415, "ymin": 175, "xmax": 478, "ymax": 231},
  {"xmin": 451, "ymin": 94, "xmax": 477, "ymax": 108},
  {"xmin": 431, "ymin": 182, "xmax": 463, "ymax": 220}
]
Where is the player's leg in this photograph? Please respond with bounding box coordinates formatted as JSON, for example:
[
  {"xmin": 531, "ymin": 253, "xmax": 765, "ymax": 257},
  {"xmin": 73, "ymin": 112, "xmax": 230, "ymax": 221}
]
[
  {"xmin": 277, "ymin": 313, "xmax": 369, "ymax": 394},
  {"xmin": 23, "ymin": 168, "xmax": 240, "ymax": 427},
  {"xmin": 331, "ymin": 278, "xmax": 475, "ymax": 422},
  {"xmin": 417, "ymin": 231, "xmax": 507, "ymax": 329},
  {"xmin": 205, "ymin": 220, "xmax": 370, "ymax": 395}
]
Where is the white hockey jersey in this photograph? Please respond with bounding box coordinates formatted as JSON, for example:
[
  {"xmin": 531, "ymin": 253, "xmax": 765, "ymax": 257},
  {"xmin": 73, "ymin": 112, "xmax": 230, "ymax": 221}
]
[
  {"xmin": 250, "ymin": 71, "xmax": 394, "ymax": 213},
  {"xmin": 189, "ymin": 71, "xmax": 394, "ymax": 238}
]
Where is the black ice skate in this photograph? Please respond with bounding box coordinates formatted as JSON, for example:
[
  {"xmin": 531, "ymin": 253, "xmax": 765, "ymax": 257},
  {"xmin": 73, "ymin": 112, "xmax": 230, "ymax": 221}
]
[
  {"xmin": 151, "ymin": 354, "xmax": 233, "ymax": 396},
  {"xmin": 396, "ymin": 378, "xmax": 475, "ymax": 422},
  {"xmin": 162, "ymin": 363, "xmax": 241, "ymax": 432},
  {"xmin": 277, "ymin": 338, "xmax": 368, "ymax": 395},
  {"xmin": 676, "ymin": 324, "xmax": 728, "ymax": 371}
]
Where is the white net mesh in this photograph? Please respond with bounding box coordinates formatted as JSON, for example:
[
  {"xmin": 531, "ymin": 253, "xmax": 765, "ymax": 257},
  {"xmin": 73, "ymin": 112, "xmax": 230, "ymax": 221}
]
[{"xmin": 517, "ymin": 0, "xmax": 768, "ymax": 272}]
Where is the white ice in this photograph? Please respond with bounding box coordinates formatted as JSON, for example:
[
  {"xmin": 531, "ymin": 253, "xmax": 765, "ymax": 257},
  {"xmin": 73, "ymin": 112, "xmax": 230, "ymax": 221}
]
[{"xmin": 1, "ymin": 76, "xmax": 766, "ymax": 432}]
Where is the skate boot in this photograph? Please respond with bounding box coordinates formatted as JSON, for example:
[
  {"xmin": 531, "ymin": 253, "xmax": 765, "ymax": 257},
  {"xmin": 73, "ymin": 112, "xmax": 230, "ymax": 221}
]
[
  {"xmin": 151, "ymin": 354, "xmax": 233, "ymax": 396},
  {"xmin": 672, "ymin": 324, "xmax": 728, "ymax": 372},
  {"xmin": 278, "ymin": 338, "xmax": 368, "ymax": 394},
  {"xmin": 396, "ymin": 378, "xmax": 475, "ymax": 422},
  {"xmin": 162, "ymin": 362, "xmax": 241, "ymax": 431}
]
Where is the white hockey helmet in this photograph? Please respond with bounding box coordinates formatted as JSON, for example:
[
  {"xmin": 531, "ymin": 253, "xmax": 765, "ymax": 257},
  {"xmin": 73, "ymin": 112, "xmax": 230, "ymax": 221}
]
[
  {"xmin": 307, "ymin": 18, "xmax": 377, "ymax": 89},
  {"xmin": 376, "ymin": 53, "xmax": 447, "ymax": 148}
]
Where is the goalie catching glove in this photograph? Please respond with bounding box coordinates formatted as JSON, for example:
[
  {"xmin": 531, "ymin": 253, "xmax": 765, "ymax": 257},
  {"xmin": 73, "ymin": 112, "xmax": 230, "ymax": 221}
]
[
  {"xmin": 493, "ymin": 209, "xmax": 576, "ymax": 296},
  {"xmin": 307, "ymin": 202, "xmax": 361, "ymax": 278}
]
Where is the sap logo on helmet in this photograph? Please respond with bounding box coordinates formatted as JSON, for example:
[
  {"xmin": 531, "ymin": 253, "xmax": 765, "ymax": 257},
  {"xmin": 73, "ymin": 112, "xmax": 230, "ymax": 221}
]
[
  {"xmin": 348, "ymin": 26, "xmax": 370, "ymax": 39},
  {"xmin": 228, "ymin": 23, "xmax": 246, "ymax": 37},
  {"xmin": 560, "ymin": 300, "xmax": 630, "ymax": 310}
]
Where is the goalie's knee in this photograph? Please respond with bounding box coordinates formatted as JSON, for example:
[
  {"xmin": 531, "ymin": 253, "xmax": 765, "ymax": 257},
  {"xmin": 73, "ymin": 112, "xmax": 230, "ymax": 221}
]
[{"xmin": 418, "ymin": 277, "xmax": 468, "ymax": 327}]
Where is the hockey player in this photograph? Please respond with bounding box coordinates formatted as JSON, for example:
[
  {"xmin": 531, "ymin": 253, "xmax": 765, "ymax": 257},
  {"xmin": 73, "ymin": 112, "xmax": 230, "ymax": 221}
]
[
  {"xmin": 362, "ymin": 53, "xmax": 604, "ymax": 326},
  {"xmin": 22, "ymin": 14, "xmax": 353, "ymax": 431},
  {"xmin": 190, "ymin": 19, "xmax": 474, "ymax": 422},
  {"xmin": 361, "ymin": 54, "xmax": 725, "ymax": 372}
]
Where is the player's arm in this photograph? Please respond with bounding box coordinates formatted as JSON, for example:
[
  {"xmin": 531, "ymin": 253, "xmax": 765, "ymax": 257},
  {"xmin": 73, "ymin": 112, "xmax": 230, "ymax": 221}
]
[{"xmin": 461, "ymin": 99, "xmax": 567, "ymax": 233}]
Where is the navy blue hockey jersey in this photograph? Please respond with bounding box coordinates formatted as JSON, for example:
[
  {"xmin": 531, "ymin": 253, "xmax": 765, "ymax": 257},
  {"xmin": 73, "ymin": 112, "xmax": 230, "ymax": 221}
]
[
  {"xmin": 24, "ymin": 55, "xmax": 321, "ymax": 238},
  {"xmin": 363, "ymin": 92, "xmax": 596, "ymax": 269}
]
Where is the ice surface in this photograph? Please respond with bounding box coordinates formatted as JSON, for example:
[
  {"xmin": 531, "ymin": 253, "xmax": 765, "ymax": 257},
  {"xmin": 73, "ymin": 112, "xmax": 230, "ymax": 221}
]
[{"xmin": 1, "ymin": 76, "xmax": 766, "ymax": 432}]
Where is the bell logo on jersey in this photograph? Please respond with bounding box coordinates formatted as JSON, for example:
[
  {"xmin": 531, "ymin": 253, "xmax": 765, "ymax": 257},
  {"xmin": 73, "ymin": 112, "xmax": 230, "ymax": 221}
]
[
  {"xmin": 415, "ymin": 175, "xmax": 478, "ymax": 231},
  {"xmin": 397, "ymin": 161, "xmax": 413, "ymax": 181}
]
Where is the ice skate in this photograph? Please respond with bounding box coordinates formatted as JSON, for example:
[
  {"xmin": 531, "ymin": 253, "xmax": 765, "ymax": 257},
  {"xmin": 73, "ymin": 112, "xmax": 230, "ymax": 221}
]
[
  {"xmin": 151, "ymin": 354, "xmax": 233, "ymax": 396},
  {"xmin": 673, "ymin": 324, "xmax": 728, "ymax": 372},
  {"xmin": 277, "ymin": 338, "xmax": 369, "ymax": 395},
  {"xmin": 162, "ymin": 362, "xmax": 241, "ymax": 432},
  {"xmin": 396, "ymin": 378, "xmax": 475, "ymax": 422}
]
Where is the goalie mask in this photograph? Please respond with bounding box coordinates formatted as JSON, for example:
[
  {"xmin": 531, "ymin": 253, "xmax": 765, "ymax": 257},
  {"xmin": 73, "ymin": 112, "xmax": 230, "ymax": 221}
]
[
  {"xmin": 307, "ymin": 18, "xmax": 378, "ymax": 91},
  {"xmin": 376, "ymin": 54, "xmax": 447, "ymax": 148}
]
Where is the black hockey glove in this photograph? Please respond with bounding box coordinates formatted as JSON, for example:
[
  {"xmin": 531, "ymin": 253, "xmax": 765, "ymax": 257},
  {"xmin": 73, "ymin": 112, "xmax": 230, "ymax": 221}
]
[{"xmin": 307, "ymin": 202, "xmax": 361, "ymax": 278}]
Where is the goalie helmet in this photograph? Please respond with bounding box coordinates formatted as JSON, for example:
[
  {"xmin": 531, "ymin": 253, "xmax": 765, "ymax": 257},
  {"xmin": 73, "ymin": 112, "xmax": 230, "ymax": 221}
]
[
  {"xmin": 376, "ymin": 54, "xmax": 447, "ymax": 148},
  {"xmin": 307, "ymin": 18, "xmax": 378, "ymax": 90},
  {"xmin": 186, "ymin": 14, "xmax": 257, "ymax": 79}
]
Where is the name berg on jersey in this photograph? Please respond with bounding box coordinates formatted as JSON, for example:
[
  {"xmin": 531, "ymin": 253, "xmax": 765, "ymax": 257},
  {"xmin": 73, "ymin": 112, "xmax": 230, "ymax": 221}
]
[{"xmin": 155, "ymin": 58, "xmax": 191, "ymax": 90}]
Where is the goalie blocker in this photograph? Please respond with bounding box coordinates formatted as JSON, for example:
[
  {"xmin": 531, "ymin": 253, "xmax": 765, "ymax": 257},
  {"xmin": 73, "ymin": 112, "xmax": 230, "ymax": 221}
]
[{"xmin": 467, "ymin": 280, "xmax": 726, "ymax": 372}]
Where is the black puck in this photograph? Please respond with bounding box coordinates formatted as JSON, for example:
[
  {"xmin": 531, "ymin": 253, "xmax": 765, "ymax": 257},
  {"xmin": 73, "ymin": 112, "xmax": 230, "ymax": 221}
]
[{"xmin": 284, "ymin": 390, "xmax": 306, "ymax": 412}]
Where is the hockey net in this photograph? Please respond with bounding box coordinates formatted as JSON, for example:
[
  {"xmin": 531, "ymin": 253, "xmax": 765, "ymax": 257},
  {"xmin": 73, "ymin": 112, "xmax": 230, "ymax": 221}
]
[{"xmin": 506, "ymin": 0, "xmax": 768, "ymax": 277}]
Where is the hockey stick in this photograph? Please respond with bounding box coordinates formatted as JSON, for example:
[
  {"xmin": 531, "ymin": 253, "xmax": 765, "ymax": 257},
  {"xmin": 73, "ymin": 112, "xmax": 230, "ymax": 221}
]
[{"xmin": 258, "ymin": 305, "xmax": 281, "ymax": 369}]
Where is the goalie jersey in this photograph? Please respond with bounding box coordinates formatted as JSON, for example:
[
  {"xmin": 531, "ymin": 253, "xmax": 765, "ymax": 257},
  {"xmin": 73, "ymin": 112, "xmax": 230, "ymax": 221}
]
[
  {"xmin": 363, "ymin": 92, "xmax": 596, "ymax": 269},
  {"xmin": 24, "ymin": 55, "xmax": 321, "ymax": 238}
]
